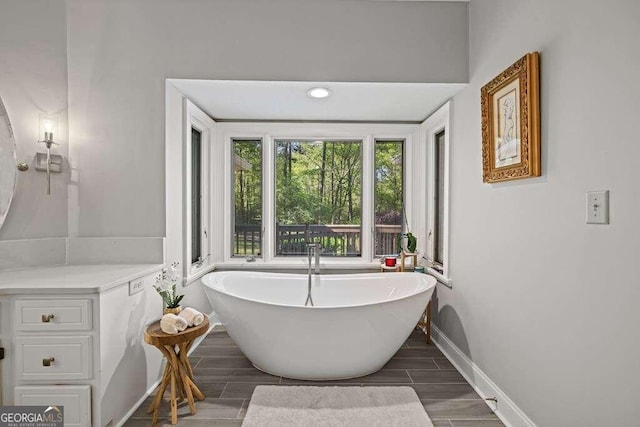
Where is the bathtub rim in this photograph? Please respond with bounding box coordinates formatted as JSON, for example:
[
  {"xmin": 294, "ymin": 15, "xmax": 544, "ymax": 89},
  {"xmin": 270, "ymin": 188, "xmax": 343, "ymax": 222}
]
[{"xmin": 201, "ymin": 271, "xmax": 436, "ymax": 310}]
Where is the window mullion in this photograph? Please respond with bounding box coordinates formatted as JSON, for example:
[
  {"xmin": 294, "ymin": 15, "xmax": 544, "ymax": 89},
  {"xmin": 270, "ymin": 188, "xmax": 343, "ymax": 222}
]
[
  {"xmin": 223, "ymin": 133, "xmax": 233, "ymax": 263},
  {"xmin": 263, "ymin": 134, "xmax": 274, "ymax": 262},
  {"xmin": 404, "ymin": 137, "xmax": 413, "ymax": 243},
  {"xmin": 211, "ymin": 127, "xmax": 224, "ymax": 265},
  {"xmin": 361, "ymin": 135, "xmax": 374, "ymax": 262}
]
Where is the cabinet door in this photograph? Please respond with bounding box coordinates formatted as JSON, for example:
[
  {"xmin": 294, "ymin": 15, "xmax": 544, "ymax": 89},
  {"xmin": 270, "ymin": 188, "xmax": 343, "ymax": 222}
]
[
  {"xmin": 15, "ymin": 299, "xmax": 92, "ymax": 331},
  {"xmin": 14, "ymin": 385, "xmax": 91, "ymax": 427},
  {"xmin": 15, "ymin": 336, "xmax": 92, "ymax": 381}
]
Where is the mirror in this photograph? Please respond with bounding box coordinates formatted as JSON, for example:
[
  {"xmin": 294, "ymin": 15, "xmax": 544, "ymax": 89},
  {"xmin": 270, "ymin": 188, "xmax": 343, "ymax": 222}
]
[{"xmin": 0, "ymin": 96, "xmax": 17, "ymax": 230}]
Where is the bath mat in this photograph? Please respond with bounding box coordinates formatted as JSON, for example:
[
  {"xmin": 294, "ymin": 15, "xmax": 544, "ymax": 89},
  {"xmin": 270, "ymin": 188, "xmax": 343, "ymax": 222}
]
[{"xmin": 242, "ymin": 385, "xmax": 433, "ymax": 427}]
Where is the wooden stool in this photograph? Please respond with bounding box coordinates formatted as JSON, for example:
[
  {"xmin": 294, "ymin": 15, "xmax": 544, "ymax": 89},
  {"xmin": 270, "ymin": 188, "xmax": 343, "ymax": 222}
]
[
  {"xmin": 399, "ymin": 251, "xmax": 418, "ymax": 272},
  {"xmin": 144, "ymin": 317, "xmax": 209, "ymax": 425},
  {"xmin": 400, "ymin": 252, "xmax": 431, "ymax": 343},
  {"xmin": 416, "ymin": 302, "xmax": 432, "ymax": 344}
]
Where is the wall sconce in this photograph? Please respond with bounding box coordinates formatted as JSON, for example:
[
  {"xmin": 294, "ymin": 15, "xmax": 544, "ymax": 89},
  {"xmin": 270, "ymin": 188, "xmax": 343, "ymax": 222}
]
[{"xmin": 34, "ymin": 113, "xmax": 62, "ymax": 195}]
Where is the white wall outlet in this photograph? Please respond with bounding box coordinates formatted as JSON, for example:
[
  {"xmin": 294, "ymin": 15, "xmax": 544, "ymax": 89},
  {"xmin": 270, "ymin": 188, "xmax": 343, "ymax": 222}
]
[
  {"xmin": 129, "ymin": 278, "xmax": 145, "ymax": 296},
  {"xmin": 586, "ymin": 190, "xmax": 609, "ymax": 224}
]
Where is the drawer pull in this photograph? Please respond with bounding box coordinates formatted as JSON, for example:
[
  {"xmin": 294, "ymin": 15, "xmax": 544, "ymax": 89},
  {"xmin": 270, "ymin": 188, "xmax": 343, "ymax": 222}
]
[
  {"xmin": 42, "ymin": 357, "xmax": 55, "ymax": 367},
  {"xmin": 41, "ymin": 314, "xmax": 55, "ymax": 323}
]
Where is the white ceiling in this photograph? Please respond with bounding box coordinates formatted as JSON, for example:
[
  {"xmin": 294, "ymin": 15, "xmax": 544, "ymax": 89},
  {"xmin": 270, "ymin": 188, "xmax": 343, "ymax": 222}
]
[{"xmin": 169, "ymin": 79, "xmax": 466, "ymax": 122}]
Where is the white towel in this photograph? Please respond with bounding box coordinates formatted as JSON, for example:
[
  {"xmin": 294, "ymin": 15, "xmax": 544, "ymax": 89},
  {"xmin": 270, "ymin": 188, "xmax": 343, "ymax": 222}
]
[
  {"xmin": 178, "ymin": 308, "xmax": 196, "ymax": 327},
  {"xmin": 160, "ymin": 313, "xmax": 188, "ymax": 334},
  {"xmin": 179, "ymin": 307, "xmax": 204, "ymax": 327}
]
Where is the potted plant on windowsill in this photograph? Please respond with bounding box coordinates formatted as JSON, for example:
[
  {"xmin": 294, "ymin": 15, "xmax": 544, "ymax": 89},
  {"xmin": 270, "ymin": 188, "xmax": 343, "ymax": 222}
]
[
  {"xmin": 154, "ymin": 262, "xmax": 184, "ymax": 315},
  {"xmin": 398, "ymin": 231, "xmax": 417, "ymax": 254}
]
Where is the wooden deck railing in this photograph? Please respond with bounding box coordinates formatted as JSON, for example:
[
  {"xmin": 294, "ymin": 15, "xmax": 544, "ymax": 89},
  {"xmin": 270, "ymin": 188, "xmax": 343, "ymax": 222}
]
[
  {"xmin": 233, "ymin": 224, "xmax": 263, "ymax": 256},
  {"xmin": 233, "ymin": 224, "xmax": 402, "ymax": 257},
  {"xmin": 374, "ymin": 224, "xmax": 404, "ymax": 256}
]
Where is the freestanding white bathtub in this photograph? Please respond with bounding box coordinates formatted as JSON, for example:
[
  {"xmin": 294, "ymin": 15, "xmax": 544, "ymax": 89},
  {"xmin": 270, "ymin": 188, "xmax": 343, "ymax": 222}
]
[{"xmin": 201, "ymin": 271, "xmax": 436, "ymax": 380}]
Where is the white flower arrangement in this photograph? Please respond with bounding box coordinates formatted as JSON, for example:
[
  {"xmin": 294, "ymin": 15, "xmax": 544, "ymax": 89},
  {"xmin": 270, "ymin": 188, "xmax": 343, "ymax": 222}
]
[{"xmin": 154, "ymin": 262, "xmax": 184, "ymax": 309}]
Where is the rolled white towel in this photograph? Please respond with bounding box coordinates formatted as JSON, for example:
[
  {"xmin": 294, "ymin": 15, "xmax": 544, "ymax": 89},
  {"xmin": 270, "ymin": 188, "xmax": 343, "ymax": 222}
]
[
  {"xmin": 178, "ymin": 308, "xmax": 195, "ymax": 327},
  {"xmin": 160, "ymin": 313, "xmax": 188, "ymax": 334},
  {"xmin": 179, "ymin": 307, "xmax": 204, "ymax": 327}
]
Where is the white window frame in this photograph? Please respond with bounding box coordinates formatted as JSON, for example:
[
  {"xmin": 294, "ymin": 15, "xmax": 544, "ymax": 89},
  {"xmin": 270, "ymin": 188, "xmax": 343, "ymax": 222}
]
[
  {"xmin": 183, "ymin": 100, "xmax": 214, "ymax": 282},
  {"xmin": 229, "ymin": 137, "xmax": 266, "ymax": 259},
  {"xmin": 214, "ymin": 122, "xmax": 420, "ymax": 269},
  {"xmin": 373, "ymin": 138, "xmax": 407, "ymax": 258},
  {"xmin": 421, "ymin": 102, "xmax": 452, "ymax": 285}
]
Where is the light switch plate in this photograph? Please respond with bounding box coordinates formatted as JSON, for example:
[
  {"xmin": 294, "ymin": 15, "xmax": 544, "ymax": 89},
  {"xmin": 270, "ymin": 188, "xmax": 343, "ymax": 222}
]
[
  {"xmin": 586, "ymin": 190, "xmax": 609, "ymax": 224},
  {"xmin": 129, "ymin": 278, "xmax": 145, "ymax": 296}
]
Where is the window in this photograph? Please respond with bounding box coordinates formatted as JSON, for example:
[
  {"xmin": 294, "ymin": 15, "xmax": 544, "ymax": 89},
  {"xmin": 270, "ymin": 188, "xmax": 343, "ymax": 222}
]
[
  {"xmin": 191, "ymin": 127, "xmax": 202, "ymax": 264},
  {"xmin": 173, "ymin": 94, "xmax": 449, "ymax": 280},
  {"xmin": 423, "ymin": 101, "xmax": 451, "ymax": 283},
  {"xmin": 214, "ymin": 122, "xmax": 423, "ymax": 267},
  {"xmin": 183, "ymin": 100, "xmax": 214, "ymax": 281},
  {"xmin": 433, "ymin": 130, "xmax": 445, "ymax": 269},
  {"xmin": 274, "ymin": 140, "xmax": 362, "ymax": 257},
  {"xmin": 374, "ymin": 140, "xmax": 404, "ymax": 256},
  {"xmin": 233, "ymin": 139, "xmax": 263, "ymax": 257}
]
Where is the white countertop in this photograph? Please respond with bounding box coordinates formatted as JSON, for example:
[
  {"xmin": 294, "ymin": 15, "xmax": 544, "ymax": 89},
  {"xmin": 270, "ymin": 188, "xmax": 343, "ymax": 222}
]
[{"xmin": 0, "ymin": 264, "xmax": 164, "ymax": 294}]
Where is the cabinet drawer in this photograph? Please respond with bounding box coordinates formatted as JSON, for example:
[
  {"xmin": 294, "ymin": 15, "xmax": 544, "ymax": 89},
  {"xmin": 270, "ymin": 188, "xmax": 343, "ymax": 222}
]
[
  {"xmin": 16, "ymin": 299, "xmax": 92, "ymax": 331},
  {"xmin": 15, "ymin": 336, "xmax": 92, "ymax": 381},
  {"xmin": 15, "ymin": 385, "xmax": 91, "ymax": 427}
]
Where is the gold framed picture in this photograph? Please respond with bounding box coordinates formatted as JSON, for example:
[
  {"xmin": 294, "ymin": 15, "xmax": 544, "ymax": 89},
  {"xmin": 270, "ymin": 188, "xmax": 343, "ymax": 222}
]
[{"xmin": 481, "ymin": 52, "xmax": 540, "ymax": 183}]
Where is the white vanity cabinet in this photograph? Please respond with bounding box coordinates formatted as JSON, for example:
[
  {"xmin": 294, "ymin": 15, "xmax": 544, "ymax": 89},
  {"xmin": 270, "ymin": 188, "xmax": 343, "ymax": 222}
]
[
  {"xmin": 11, "ymin": 297, "xmax": 96, "ymax": 427},
  {"xmin": 0, "ymin": 264, "xmax": 164, "ymax": 427}
]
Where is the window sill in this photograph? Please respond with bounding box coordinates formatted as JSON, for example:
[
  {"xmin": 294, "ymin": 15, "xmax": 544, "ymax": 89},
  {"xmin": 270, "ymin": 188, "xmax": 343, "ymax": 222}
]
[
  {"xmin": 426, "ymin": 267, "xmax": 452, "ymax": 288},
  {"xmin": 183, "ymin": 263, "xmax": 216, "ymax": 287},
  {"xmin": 214, "ymin": 259, "xmax": 384, "ymax": 272}
]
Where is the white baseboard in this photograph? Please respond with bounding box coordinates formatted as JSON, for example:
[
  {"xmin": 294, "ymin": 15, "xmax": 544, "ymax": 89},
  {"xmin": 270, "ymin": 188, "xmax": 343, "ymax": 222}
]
[
  {"xmin": 117, "ymin": 311, "xmax": 221, "ymax": 427},
  {"xmin": 430, "ymin": 324, "xmax": 536, "ymax": 427},
  {"xmin": 116, "ymin": 378, "xmax": 162, "ymax": 427}
]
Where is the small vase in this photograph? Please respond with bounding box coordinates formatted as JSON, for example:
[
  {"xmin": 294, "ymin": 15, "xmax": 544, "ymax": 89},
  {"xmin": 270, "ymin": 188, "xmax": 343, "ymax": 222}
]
[
  {"xmin": 398, "ymin": 235, "xmax": 409, "ymax": 252},
  {"xmin": 163, "ymin": 306, "xmax": 181, "ymax": 315}
]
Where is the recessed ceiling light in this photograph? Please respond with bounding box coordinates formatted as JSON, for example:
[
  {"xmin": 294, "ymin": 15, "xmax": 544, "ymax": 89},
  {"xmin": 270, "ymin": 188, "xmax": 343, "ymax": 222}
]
[{"xmin": 307, "ymin": 87, "xmax": 331, "ymax": 99}]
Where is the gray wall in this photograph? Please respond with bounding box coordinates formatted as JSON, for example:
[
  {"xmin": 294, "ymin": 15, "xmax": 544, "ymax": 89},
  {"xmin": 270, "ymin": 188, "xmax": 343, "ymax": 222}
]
[
  {"xmin": 437, "ymin": 0, "xmax": 640, "ymax": 425},
  {"xmin": 66, "ymin": 0, "xmax": 469, "ymax": 237},
  {"xmin": 0, "ymin": 0, "xmax": 68, "ymax": 240}
]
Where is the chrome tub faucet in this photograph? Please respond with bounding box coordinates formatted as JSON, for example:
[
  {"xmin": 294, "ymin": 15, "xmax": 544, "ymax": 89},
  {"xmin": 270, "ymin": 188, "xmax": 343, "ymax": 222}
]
[{"xmin": 305, "ymin": 243, "xmax": 322, "ymax": 306}]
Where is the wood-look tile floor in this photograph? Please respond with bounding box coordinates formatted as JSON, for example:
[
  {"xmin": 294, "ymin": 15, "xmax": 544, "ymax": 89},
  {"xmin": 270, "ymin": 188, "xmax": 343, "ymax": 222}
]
[{"xmin": 125, "ymin": 328, "xmax": 503, "ymax": 427}]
